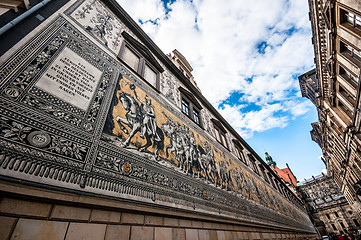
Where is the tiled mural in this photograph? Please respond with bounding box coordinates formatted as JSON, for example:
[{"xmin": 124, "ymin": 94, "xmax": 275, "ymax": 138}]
[{"xmin": 0, "ymin": 0, "xmax": 315, "ymax": 233}]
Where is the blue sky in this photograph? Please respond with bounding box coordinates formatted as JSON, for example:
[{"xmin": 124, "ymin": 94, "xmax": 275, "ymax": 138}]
[{"xmin": 117, "ymin": 0, "xmax": 326, "ymax": 180}]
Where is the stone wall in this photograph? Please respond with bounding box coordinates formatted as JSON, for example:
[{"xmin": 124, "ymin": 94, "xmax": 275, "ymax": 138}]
[{"xmin": 0, "ymin": 180, "xmax": 317, "ymax": 240}]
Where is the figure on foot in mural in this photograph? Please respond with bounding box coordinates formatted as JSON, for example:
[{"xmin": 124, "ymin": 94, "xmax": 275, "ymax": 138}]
[
  {"xmin": 162, "ymin": 112, "xmax": 215, "ymax": 178},
  {"xmin": 134, "ymin": 92, "xmax": 161, "ymax": 142},
  {"xmin": 115, "ymin": 84, "xmax": 164, "ymax": 158}
]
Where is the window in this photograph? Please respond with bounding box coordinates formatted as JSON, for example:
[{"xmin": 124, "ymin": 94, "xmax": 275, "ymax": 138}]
[
  {"xmin": 338, "ymin": 84, "xmax": 356, "ymax": 105},
  {"xmin": 268, "ymin": 173, "xmax": 276, "ymax": 188},
  {"xmin": 259, "ymin": 165, "xmax": 269, "ymax": 183},
  {"xmin": 339, "ymin": 65, "xmax": 358, "ymax": 85},
  {"xmin": 193, "ymin": 108, "xmax": 200, "ymax": 125},
  {"xmin": 215, "ymin": 126, "xmax": 227, "ymax": 147},
  {"xmin": 343, "ymin": 9, "xmax": 361, "ymax": 31},
  {"xmin": 232, "ymin": 140, "xmax": 246, "ymax": 164},
  {"xmin": 337, "ymin": 99, "xmax": 353, "ymax": 119},
  {"xmin": 340, "ymin": 222, "xmax": 346, "ymax": 229},
  {"xmin": 331, "ymin": 223, "xmax": 337, "ymax": 231},
  {"xmin": 340, "ymin": 40, "xmax": 361, "ymax": 62},
  {"xmin": 248, "ymin": 154, "xmax": 259, "ymax": 175},
  {"xmin": 118, "ymin": 32, "xmax": 163, "ymax": 90},
  {"xmin": 304, "ymin": 191, "xmax": 309, "ymax": 197},
  {"xmin": 123, "ymin": 46, "xmax": 140, "ymax": 71},
  {"xmin": 182, "ymin": 98, "xmax": 190, "ymax": 115},
  {"xmin": 326, "ymin": 213, "xmax": 331, "ymax": 219},
  {"xmin": 179, "ymin": 87, "xmax": 202, "ymax": 126},
  {"xmin": 212, "ymin": 119, "xmax": 228, "ymax": 148},
  {"xmin": 311, "ymin": 202, "xmax": 316, "ymax": 210},
  {"xmin": 353, "ymin": 219, "xmax": 360, "ymax": 227},
  {"xmin": 334, "ymin": 211, "xmax": 339, "ymax": 217}
]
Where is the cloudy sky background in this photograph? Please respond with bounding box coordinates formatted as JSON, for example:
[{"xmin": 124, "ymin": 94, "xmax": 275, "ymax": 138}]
[{"xmin": 117, "ymin": 0, "xmax": 325, "ymax": 181}]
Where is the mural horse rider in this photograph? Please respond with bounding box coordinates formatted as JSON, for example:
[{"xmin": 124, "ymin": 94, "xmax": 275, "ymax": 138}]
[{"xmin": 116, "ymin": 84, "xmax": 164, "ymax": 159}]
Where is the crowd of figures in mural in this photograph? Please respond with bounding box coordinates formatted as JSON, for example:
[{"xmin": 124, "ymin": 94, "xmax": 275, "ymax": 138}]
[
  {"xmin": 161, "ymin": 112, "xmax": 233, "ymax": 189},
  {"xmin": 103, "ymin": 77, "xmax": 288, "ymax": 214},
  {"xmin": 115, "ymin": 85, "xmax": 165, "ymax": 156},
  {"xmin": 106, "ymin": 81, "xmax": 237, "ymax": 191}
]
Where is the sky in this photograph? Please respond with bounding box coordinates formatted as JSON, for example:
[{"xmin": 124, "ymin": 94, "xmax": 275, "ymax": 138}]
[{"xmin": 116, "ymin": 0, "xmax": 326, "ymax": 181}]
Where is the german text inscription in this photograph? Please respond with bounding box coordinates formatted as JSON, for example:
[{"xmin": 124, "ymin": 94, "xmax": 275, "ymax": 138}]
[{"xmin": 35, "ymin": 47, "xmax": 102, "ymax": 110}]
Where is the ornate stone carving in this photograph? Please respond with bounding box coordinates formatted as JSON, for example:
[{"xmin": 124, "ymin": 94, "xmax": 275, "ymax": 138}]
[
  {"xmin": 70, "ymin": 0, "xmax": 133, "ymax": 53},
  {"xmin": 27, "ymin": 131, "xmax": 51, "ymax": 148},
  {"xmin": 161, "ymin": 71, "xmax": 178, "ymax": 105}
]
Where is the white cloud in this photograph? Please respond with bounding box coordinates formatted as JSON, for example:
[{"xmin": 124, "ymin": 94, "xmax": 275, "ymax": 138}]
[
  {"xmin": 218, "ymin": 103, "xmax": 288, "ymax": 138},
  {"xmin": 117, "ymin": 0, "xmax": 165, "ymax": 23},
  {"xmin": 116, "ymin": 0, "xmax": 315, "ymax": 138}
]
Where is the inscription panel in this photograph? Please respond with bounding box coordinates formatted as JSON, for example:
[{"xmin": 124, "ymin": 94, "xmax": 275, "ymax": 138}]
[{"xmin": 35, "ymin": 47, "xmax": 102, "ymax": 111}]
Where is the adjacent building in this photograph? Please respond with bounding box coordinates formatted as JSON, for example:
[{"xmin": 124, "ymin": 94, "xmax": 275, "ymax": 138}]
[
  {"xmin": 299, "ymin": 68, "xmax": 319, "ymax": 106},
  {"xmin": 265, "ymin": 152, "xmax": 298, "ymax": 195},
  {"xmin": 0, "ymin": 0, "xmax": 317, "ymax": 239},
  {"xmin": 297, "ymin": 174, "xmax": 360, "ymax": 237},
  {"xmin": 300, "ymin": 0, "xmax": 361, "ymax": 220}
]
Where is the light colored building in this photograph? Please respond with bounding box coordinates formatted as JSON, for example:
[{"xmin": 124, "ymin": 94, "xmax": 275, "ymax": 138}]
[
  {"xmin": 265, "ymin": 152, "xmax": 298, "ymax": 195},
  {"xmin": 301, "ymin": 0, "xmax": 361, "ymax": 220},
  {"xmin": 297, "ymin": 174, "xmax": 360, "ymax": 237},
  {"xmin": 298, "ymin": 68, "xmax": 318, "ymax": 106}
]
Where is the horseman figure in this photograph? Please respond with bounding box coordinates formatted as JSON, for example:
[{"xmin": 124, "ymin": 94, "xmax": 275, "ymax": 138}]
[{"xmin": 115, "ymin": 84, "xmax": 164, "ymax": 158}]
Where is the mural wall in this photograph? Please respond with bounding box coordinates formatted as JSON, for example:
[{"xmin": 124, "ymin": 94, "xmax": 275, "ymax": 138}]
[
  {"xmin": 101, "ymin": 76, "xmax": 306, "ymax": 224},
  {"xmin": 0, "ymin": 0, "xmax": 315, "ymax": 233}
]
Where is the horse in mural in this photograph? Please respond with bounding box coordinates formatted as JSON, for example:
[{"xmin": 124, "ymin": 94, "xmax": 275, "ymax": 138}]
[
  {"xmin": 161, "ymin": 113, "xmax": 192, "ymax": 173},
  {"xmin": 115, "ymin": 89, "xmax": 164, "ymax": 158},
  {"xmin": 160, "ymin": 112, "xmax": 234, "ymax": 189},
  {"xmin": 161, "ymin": 113, "xmax": 215, "ymax": 178},
  {"xmin": 231, "ymin": 167, "xmax": 250, "ymax": 194}
]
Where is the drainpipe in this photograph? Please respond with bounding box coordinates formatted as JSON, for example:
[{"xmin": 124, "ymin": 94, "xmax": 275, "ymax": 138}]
[{"xmin": 0, "ymin": 0, "xmax": 53, "ymax": 36}]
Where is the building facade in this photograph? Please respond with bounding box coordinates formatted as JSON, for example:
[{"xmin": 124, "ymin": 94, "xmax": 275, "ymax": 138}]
[
  {"xmin": 265, "ymin": 152, "xmax": 298, "ymax": 195},
  {"xmin": 0, "ymin": 0, "xmax": 317, "ymax": 239},
  {"xmin": 299, "ymin": 68, "xmax": 319, "ymax": 106},
  {"xmin": 297, "ymin": 174, "xmax": 360, "ymax": 237},
  {"xmin": 301, "ymin": 0, "xmax": 361, "ymax": 220}
]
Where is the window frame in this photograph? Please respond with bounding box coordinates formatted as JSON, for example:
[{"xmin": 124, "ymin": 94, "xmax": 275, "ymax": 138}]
[
  {"xmin": 353, "ymin": 219, "xmax": 360, "ymax": 227},
  {"xmin": 339, "ymin": 39, "xmax": 361, "ymax": 64},
  {"xmin": 248, "ymin": 154, "xmax": 260, "ymax": 175},
  {"xmin": 268, "ymin": 172, "xmax": 276, "ymax": 188},
  {"xmin": 181, "ymin": 98, "xmax": 190, "ymax": 116},
  {"xmin": 259, "ymin": 164, "xmax": 270, "ymax": 183},
  {"xmin": 179, "ymin": 87, "xmax": 203, "ymax": 127},
  {"xmin": 232, "ymin": 139, "xmax": 247, "ymax": 165},
  {"xmin": 339, "ymin": 221, "xmax": 346, "ymax": 229},
  {"xmin": 118, "ymin": 32, "xmax": 164, "ymax": 91},
  {"xmin": 211, "ymin": 119, "xmax": 228, "ymax": 148},
  {"xmin": 331, "ymin": 223, "xmax": 337, "ymax": 231},
  {"xmin": 338, "ymin": 63, "xmax": 359, "ymax": 87},
  {"xmin": 340, "ymin": 7, "xmax": 361, "ymax": 33}
]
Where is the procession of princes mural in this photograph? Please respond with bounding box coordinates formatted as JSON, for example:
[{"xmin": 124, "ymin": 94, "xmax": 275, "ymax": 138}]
[{"xmin": 101, "ymin": 76, "xmax": 299, "ymax": 220}]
